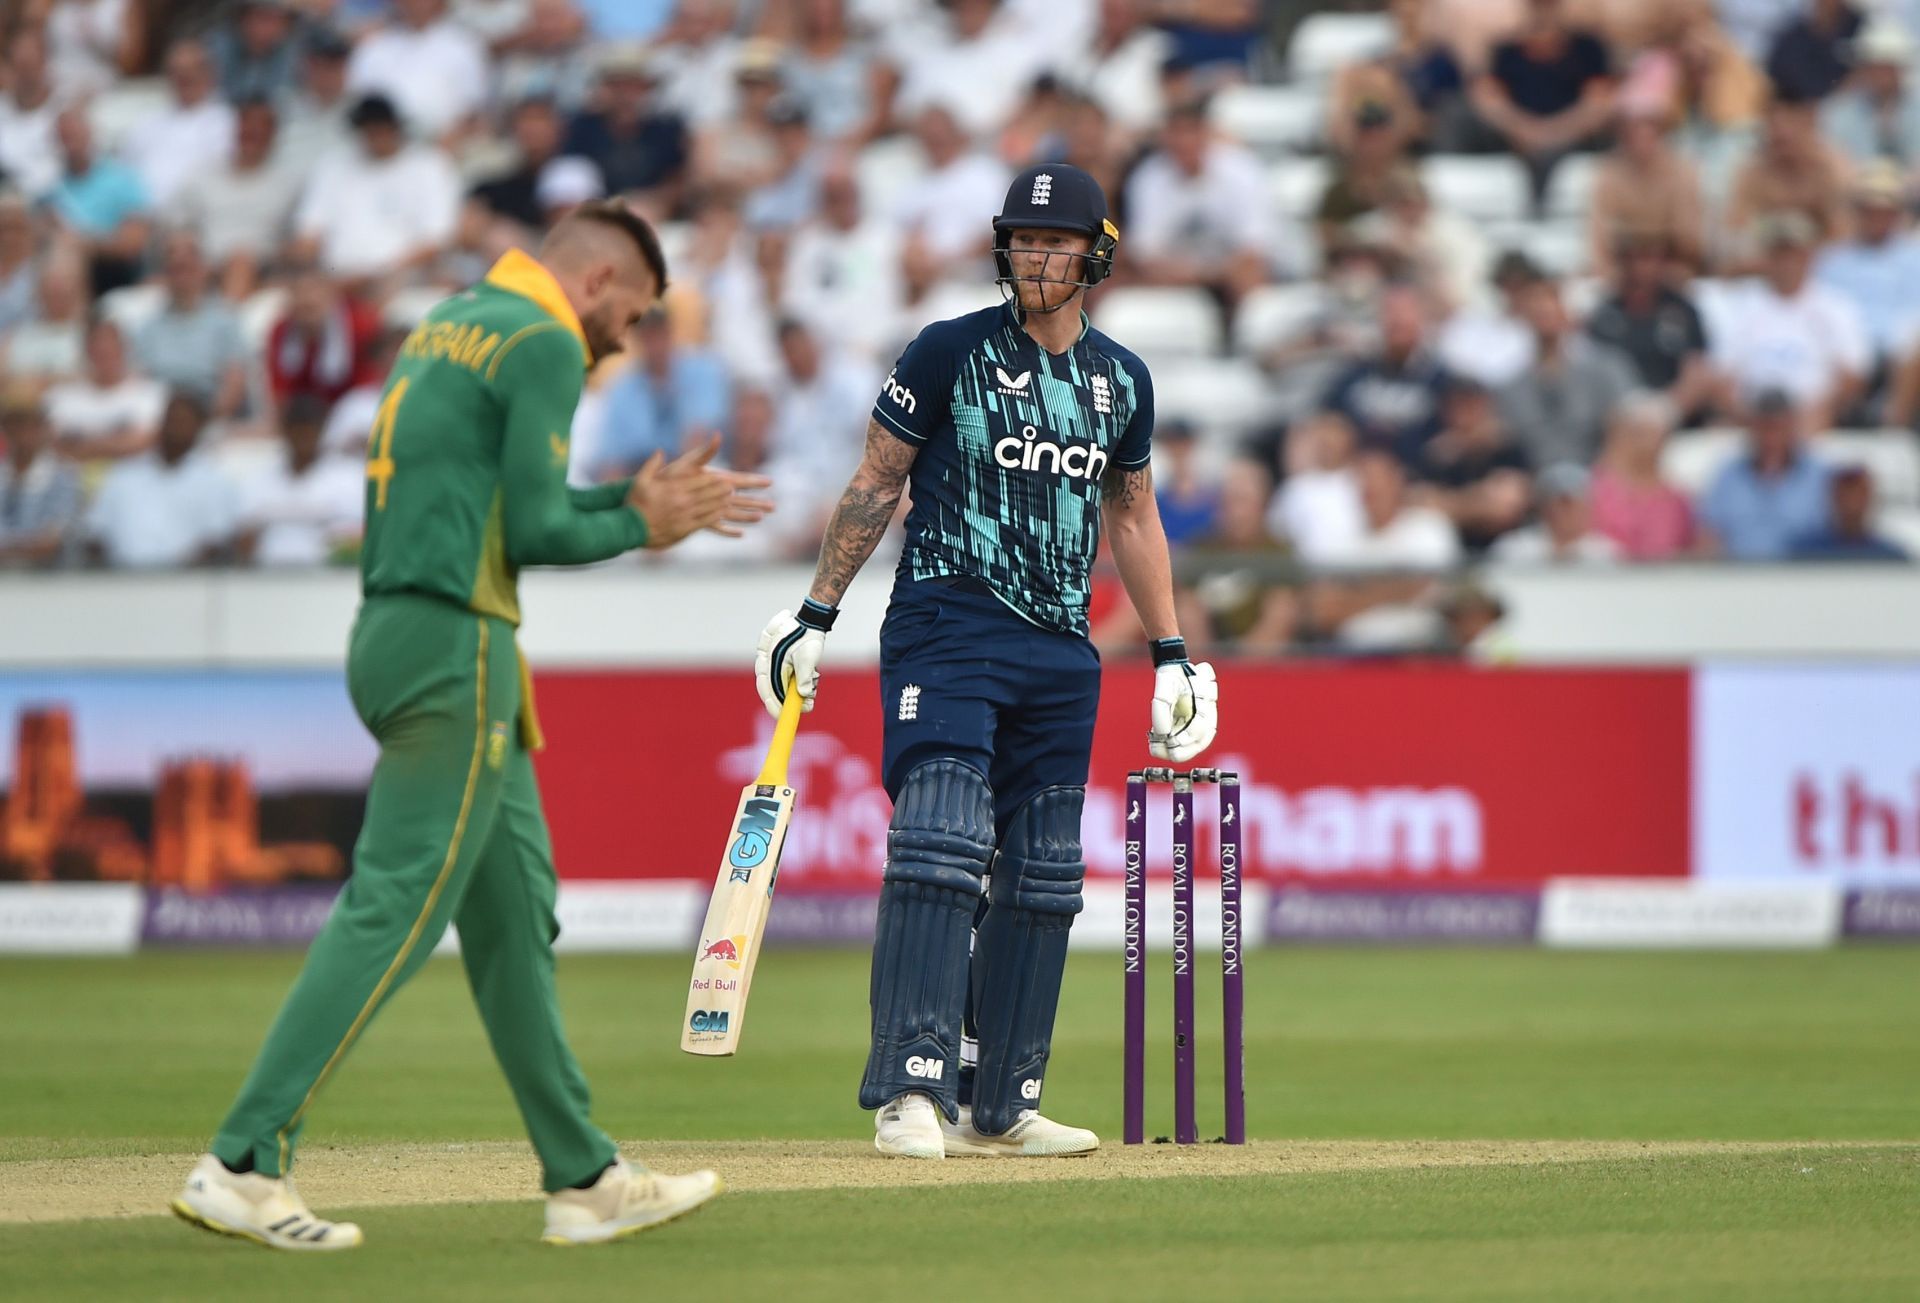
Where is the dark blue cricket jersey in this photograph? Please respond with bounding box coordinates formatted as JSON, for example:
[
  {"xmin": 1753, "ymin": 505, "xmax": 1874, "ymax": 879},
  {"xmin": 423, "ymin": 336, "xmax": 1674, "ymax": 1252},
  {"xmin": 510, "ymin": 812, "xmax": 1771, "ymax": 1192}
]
[{"xmin": 871, "ymin": 302, "xmax": 1155, "ymax": 636}]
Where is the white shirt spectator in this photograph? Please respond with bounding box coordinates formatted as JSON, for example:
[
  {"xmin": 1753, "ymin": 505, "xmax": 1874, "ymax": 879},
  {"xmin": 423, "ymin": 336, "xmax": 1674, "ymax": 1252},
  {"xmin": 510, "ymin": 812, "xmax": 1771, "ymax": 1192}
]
[
  {"xmin": 295, "ymin": 144, "xmax": 462, "ymax": 278},
  {"xmin": 86, "ymin": 450, "xmax": 238, "ymax": 567},
  {"xmin": 1057, "ymin": 19, "xmax": 1169, "ymax": 135},
  {"xmin": 45, "ymin": 0, "xmax": 130, "ymax": 100},
  {"xmin": 1489, "ymin": 525, "xmax": 1621, "ymax": 564},
  {"xmin": 347, "ymin": 18, "xmax": 489, "ymax": 138},
  {"xmin": 891, "ymin": 19, "xmax": 1047, "ymax": 139},
  {"xmin": 240, "ymin": 453, "xmax": 366, "ymax": 566},
  {"xmin": 1710, "ymin": 276, "xmax": 1873, "ymax": 410},
  {"xmin": 1272, "ymin": 468, "xmax": 1365, "ymax": 565},
  {"xmin": 0, "ymin": 88, "xmax": 62, "ymax": 199},
  {"xmin": 123, "ymin": 98, "xmax": 235, "ymax": 210},
  {"xmin": 1126, "ymin": 141, "xmax": 1273, "ymax": 265},
  {"xmin": 893, "ymin": 150, "xmax": 1007, "ymax": 263},
  {"xmin": 172, "ymin": 154, "xmax": 304, "ymax": 264},
  {"xmin": 1320, "ymin": 505, "xmax": 1461, "ymax": 572},
  {"xmin": 1437, "ymin": 308, "xmax": 1537, "ymax": 388},
  {"xmin": 4, "ymin": 318, "xmax": 84, "ymax": 380},
  {"xmin": 774, "ymin": 353, "xmax": 877, "ymax": 475},
  {"xmin": 321, "ymin": 385, "xmax": 382, "ymax": 454},
  {"xmin": 784, "ymin": 215, "xmax": 904, "ymax": 365},
  {"xmin": 44, "ymin": 373, "xmax": 166, "ymax": 453}
]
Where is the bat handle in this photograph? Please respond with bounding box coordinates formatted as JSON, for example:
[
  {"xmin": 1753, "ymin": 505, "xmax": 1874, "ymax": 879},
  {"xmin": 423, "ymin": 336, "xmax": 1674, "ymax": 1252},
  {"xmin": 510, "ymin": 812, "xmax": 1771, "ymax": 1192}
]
[{"xmin": 756, "ymin": 672, "xmax": 804, "ymax": 788}]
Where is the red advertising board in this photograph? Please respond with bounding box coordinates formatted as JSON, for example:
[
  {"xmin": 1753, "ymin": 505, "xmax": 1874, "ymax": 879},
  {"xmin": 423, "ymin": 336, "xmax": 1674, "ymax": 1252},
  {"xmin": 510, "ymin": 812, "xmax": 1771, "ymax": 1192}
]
[{"xmin": 532, "ymin": 664, "xmax": 1690, "ymax": 890}]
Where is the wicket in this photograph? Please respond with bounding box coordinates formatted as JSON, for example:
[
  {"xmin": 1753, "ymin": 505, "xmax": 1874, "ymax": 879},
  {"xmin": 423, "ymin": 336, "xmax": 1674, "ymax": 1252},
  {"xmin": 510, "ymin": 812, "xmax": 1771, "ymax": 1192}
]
[{"xmin": 1124, "ymin": 767, "xmax": 1245, "ymax": 1145}]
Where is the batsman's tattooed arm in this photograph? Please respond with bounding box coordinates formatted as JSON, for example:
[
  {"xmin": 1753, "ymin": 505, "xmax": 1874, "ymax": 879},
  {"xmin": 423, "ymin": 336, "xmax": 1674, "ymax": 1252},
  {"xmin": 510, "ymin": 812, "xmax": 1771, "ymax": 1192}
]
[
  {"xmin": 809, "ymin": 418, "xmax": 920, "ymax": 606},
  {"xmin": 1100, "ymin": 462, "xmax": 1180, "ymax": 642},
  {"xmin": 1100, "ymin": 464, "xmax": 1149, "ymax": 511}
]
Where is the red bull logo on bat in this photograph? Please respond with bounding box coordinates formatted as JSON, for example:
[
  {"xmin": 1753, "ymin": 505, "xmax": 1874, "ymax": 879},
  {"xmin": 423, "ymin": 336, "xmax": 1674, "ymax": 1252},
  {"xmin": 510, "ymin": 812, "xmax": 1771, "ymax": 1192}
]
[{"xmin": 699, "ymin": 935, "xmax": 747, "ymax": 969}]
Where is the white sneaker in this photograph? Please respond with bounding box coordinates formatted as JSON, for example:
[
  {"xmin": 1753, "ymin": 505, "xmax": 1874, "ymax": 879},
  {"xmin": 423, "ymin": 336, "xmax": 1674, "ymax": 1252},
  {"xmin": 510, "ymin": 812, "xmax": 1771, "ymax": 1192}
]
[
  {"xmin": 171, "ymin": 1153, "xmax": 363, "ymax": 1251},
  {"xmin": 940, "ymin": 1105, "xmax": 1100, "ymax": 1157},
  {"xmin": 542, "ymin": 1157, "xmax": 722, "ymax": 1246},
  {"xmin": 873, "ymin": 1091, "xmax": 945, "ymax": 1159}
]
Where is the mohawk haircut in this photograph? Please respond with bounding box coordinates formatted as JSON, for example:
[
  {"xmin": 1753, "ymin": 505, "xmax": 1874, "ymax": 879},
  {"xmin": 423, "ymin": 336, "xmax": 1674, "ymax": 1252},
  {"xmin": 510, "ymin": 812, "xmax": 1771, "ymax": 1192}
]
[{"xmin": 548, "ymin": 199, "xmax": 670, "ymax": 294}]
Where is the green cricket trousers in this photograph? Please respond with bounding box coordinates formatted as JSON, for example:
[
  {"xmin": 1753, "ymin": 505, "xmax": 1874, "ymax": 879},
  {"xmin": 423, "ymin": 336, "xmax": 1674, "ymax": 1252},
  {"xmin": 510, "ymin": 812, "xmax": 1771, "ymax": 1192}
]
[{"xmin": 211, "ymin": 593, "xmax": 618, "ymax": 1191}]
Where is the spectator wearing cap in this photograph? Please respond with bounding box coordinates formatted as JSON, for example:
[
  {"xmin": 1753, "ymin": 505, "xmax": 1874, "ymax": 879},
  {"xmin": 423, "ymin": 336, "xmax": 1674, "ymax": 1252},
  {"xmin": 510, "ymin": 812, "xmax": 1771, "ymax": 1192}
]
[
  {"xmin": 586, "ymin": 306, "xmax": 731, "ymax": 480},
  {"xmin": 1792, "ymin": 464, "xmax": 1909, "ymax": 559},
  {"xmin": 1469, "ymin": 0, "xmax": 1616, "ymax": 207},
  {"xmin": 210, "ymin": 0, "xmax": 308, "ymax": 103},
  {"xmin": 783, "ymin": 161, "xmax": 902, "ymax": 365},
  {"xmin": 1331, "ymin": 0, "xmax": 1466, "ymax": 153},
  {"xmin": 1586, "ymin": 232, "xmax": 1714, "ymax": 418},
  {"xmin": 171, "ymin": 98, "xmax": 303, "ymax": 300},
  {"xmin": 743, "ymin": 97, "xmax": 821, "ymax": 231},
  {"xmin": 1591, "ymin": 390, "xmax": 1696, "ymax": 560},
  {"xmin": 1500, "ymin": 278, "xmax": 1637, "ymax": 468},
  {"xmin": 265, "ymin": 263, "xmax": 382, "ymax": 413},
  {"xmin": 45, "ymin": 315, "xmax": 166, "ymax": 463},
  {"xmin": 1820, "ymin": 19, "xmax": 1920, "ymax": 163},
  {"xmin": 0, "ymin": 28, "xmax": 62, "ymax": 200},
  {"xmin": 346, "ymin": 0, "xmax": 488, "ymax": 146},
  {"xmin": 0, "ymin": 388, "xmax": 81, "ymax": 568},
  {"xmin": 1711, "ymin": 210, "xmax": 1869, "ymax": 429},
  {"xmin": 1347, "ymin": 167, "xmax": 1490, "ymax": 316},
  {"xmin": 1169, "ymin": 460, "xmax": 1298, "ymax": 655},
  {"xmin": 1698, "ymin": 389, "xmax": 1833, "ymax": 559},
  {"xmin": 888, "ymin": 0, "xmax": 1047, "ymax": 141},
  {"xmin": 1766, "ymin": 0, "xmax": 1863, "ymax": 104},
  {"xmin": 1437, "ymin": 250, "xmax": 1543, "ymax": 388},
  {"xmin": 1726, "ymin": 98, "xmax": 1851, "ymax": 252},
  {"xmin": 1125, "ymin": 98, "xmax": 1274, "ymax": 318},
  {"xmin": 133, "ymin": 232, "xmax": 251, "ymax": 422},
  {"xmin": 43, "ymin": 108, "xmax": 149, "ymax": 297},
  {"xmin": 694, "ymin": 41, "xmax": 789, "ymax": 197},
  {"xmin": 123, "ymin": 39, "xmax": 235, "ymax": 211},
  {"xmin": 472, "ymin": 97, "xmax": 570, "ymax": 232},
  {"xmin": 84, "ymin": 391, "xmax": 239, "ymax": 568},
  {"xmin": 1489, "ymin": 462, "xmax": 1622, "ymax": 563},
  {"xmin": 1412, "ymin": 376, "xmax": 1533, "ymax": 553},
  {"xmin": 1152, "ymin": 421, "xmax": 1222, "ymax": 546},
  {"xmin": 653, "ymin": 0, "xmax": 745, "ymax": 131},
  {"xmin": 1316, "ymin": 97, "xmax": 1413, "ymax": 255},
  {"xmin": 781, "ymin": 0, "xmax": 880, "ymax": 143},
  {"xmin": 0, "ymin": 193, "xmax": 36, "ymax": 335},
  {"xmin": 1270, "ymin": 412, "xmax": 1365, "ymax": 565},
  {"xmin": 2, "ymin": 248, "xmax": 88, "ymax": 382},
  {"xmin": 495, "ymin": 0, "xmax": 598, "ymax": 114},
  {"xmin": 1815, "ymin": 163, "xmax": 1920, "ymax": 401},
  {"xmin": 894, "ymin": 105, "xmax": 1008, "ymax": 299},
  {"xmin": 564, "ymin": 44, "xmax": 691, "ymax": 208},
  {"xmin": 236, "ymin": 393, "xmax": 366, "ymax": 567},
  {"xmin": 42, "ymin": 0, "xmax": 141, "ymax": 102},
  {"xmin": 1323, "ymin": 284, "xmax": 1450, "ymax": 467},
  {"xmin": 1588, "ymin": 93, "xmax": 1705, "ymax": 278},
  {"xmin": 1305, "ymin": 444, "xmax": 1463, "ymax": 651},
  {"xmin": 291, "ymin": 93, "xmax": 461, "ymax": 284},
  {"xmin": 278, "ymin": 25, "xmax": 355, "ymax": 165},
  {"xmin": 533, "ymin": 155, "xmax": 606, "ymax": 224}
]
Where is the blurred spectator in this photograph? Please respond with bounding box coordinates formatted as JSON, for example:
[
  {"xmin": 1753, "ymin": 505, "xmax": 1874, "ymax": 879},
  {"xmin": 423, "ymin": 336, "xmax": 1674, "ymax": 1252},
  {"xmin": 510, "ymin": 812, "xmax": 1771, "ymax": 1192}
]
[
  {"xmin": 124, "ymin": 39, "xmax": 235, "ymax": 211},
  {"xmin": 1172, "ymin": 460, "xmax": 1296, "ymax": 655},
  {"xmin": 1489, "ymin": 462, "xmax": 1622, "ymax": 562},
  {"xmin": 1765, "ymin": 0, "xmax": 1862, "ymax": 104},
  {"xmin": 293, "ymin": 94, "xmax": 461, "ymax": 283},
  {"xmin": 236, "ymin": 394, "xmax": 365, "ymax": 566},
  {"xmin": 133, "ymin": 233, "xmax": 249, "ymax": 421},
  {"xmin": 1585, "ymin": 232, "xmax": 1714, "ymax": 417},
  {"xmin": 782, "ymin": 0, "xmax": 878, "ymax": 142},
  {"xmin": 1348, "ymin": 168, "xmax": 1490, "ymax": 315},
  {"xmin": 1819, "ymin": 20, "xmax": 1920, "ymax": 164},
  {"xmin": 695, "ymin": 41, "xmax": 788, "ymax": 195},
  {"xmin": 0, "ymin": 192, "xmax": 36, "ymax": 334},
  {"xmin": 0, "ymin": 27, "xmax": 62, "ymax": 200},
  {"xmin": 563, "ymin": 44, "xmax": 690, "ymax": 210},
  {"xmin": 1814, "ymin": 163, "xmax": 1920, "ymax": 403},
  {"xmin": 1590, "ymin": 391, "xmax": 1696, "ymax": 560},
  {"xmin": 1469, "ymin": 0, "xmax": 1616, "ymax": 206},
  {"xmin": 84, "ymin": 391, "xmax": 238, "ymax": 568},
  {"xmin": 1152, "ymin": 421, "xmax": 1220, "ymax": 545},
  {"xmin": 574, "ymin": 0, "xmax": 675, "ymax": 41},
  {"xmin": 1718, "ymin": 0, "xmax": 1807, "ymax": 62},
  {"xmin": 1317, "ymin": 99, "xmax": 1412, "ymax": 251},
  {"xmin": 586, "ymin": 307, "xmax": 731, "ymax": 479},
  {"xmin": 1155, "ymin": 0, "xmax": 1261, "ymax": 81},
  {"xmin": 43, "ymin": 0, "xmax": 142, "ymax": 102},
  {"xmin": 533, "ymin": 155, "xmax": 606, "ymax": 224},
  {"xmin": 895, "ymin": 105, "xmax": 1007, "ymax": 298},
  {"xmin": 1710, "ymin": 211, "xmax": 1869, "ymax": 429},
  {"xmin": 783, "ymin": 161, "xmax": 903, "ymax": 365},
  {"xmin": 1306, "ymin": 445, "xmax": 1462, "ymax": 650},
  {"xmin": 1043, "ymin": 92, "xmax": 1126, "ymax": 209},
  {"xmin": 1436, "ymin": 578, "xmax": 1509, "ymax": 658},
  {"xmin": 1500, "ymin": 278, "xmax": 1637, "ymax": 467},
  {"xmin": 45, "ymin": 107, "xmax": 149, "ymax": 296},
  {"xmin": 890, "ymin": 0, "xmax": 1045, "ymax": 140},
  {"xmin": 1437, "ymin": 249, "xmax": 1543, "ymax": 388},
  {"xmin": 1791, "ymin": 464, "xmax": 1909, "ymax": 560},
  {"xmin": 742, "ymin": 97, "xmax": 821, "ymax": 231},
  {"xmin": 1332, "ymin": 0, "xmax": 1466, "ymax": 155},
  {"xmin": 1726, "ymin": 97, "xmax": 1850, "ymax": 251},
  {"xmin": 0, "ymin": 387, "xmax": 81, "ymax": 567},
  {"xmin": 1697, "ymin": 389, "xmax": 1832, "ymax": 559},
  {"xmin": 1269, "ymin": 412, "xmax": 1363, "ymax": 565},
  {"xmin": 495, "ymin": 0, "xmax": 597, "ymax": 113},
  {"xmin": 1125, "ymin": 99, "xmax": 1272, "ymax": 316},
  {"xmin": 210, "ymin": 0, "xmax": 308, "ymax": 103},
  {"xmin": 2, "ymin": 249, "xmax": 88, "ymax": 381},
  {"xmin": 472, "ymin": 97, "xmax": 569, "ymax": 231},
  {"xmin": 1589, "ymin": 96, "xmax": 1705, "ymax": 277},
  {"xmin": 278, "ymin": 25, "xmax": 354, "ymax": 165},
  {"xmin": 266, "ymin": 263, "xmax": 382, "ymax": 412},
  {"xmin": 652, "ymin": 0, "xmax": 742, "ymax": 131},
  {"xmin": 44, "ymin": 315, "xmax": 164, "ymax": 461},
  {"xmin": 680, "ymin": 190, "xmax": 782, "ymax": 383},
  {"xmin": 769, "ymin": 317, "xmax": 873, "ymax": 477},
  {"xmin": 172, "ymin": 98, "xmax": 302, "ymax": 299},
  {"xmin": 1058, "ymin": 0, "xmax": 1169, "ymax": 140},
  {"xmin": 1624, "ymin": 3, "xmax": 1767, "ymax": 145},
  {"xmin": 1322, "ymin": 284, "xmax": 1448, "ymax": 466},
  {"xmin": 346, "ymin": 0, "xmax": 488, "ymax": 145},
  {"xmin": 320, "ymin": 325, "xmax": 406, "ymax": 453},
  {"xmin": 1411, "ymin": 376, "xmax": 1533, "ymax": 553}
]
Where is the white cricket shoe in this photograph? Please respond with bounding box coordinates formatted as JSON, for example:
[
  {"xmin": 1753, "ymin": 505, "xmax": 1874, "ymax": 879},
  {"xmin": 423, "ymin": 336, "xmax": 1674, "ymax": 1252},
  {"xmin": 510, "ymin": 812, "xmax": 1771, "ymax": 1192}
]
[
  {"xmin": 941, "ymin": 1105, "xmax": 1100, "ymax": 1157},
  {"xmin": 170, "ymin": 1153, "xmax": 363, "ymax": 1251},
  {"xmin": 873, "ymin": 1091, "xmax": 945, "ymax": 1159},
  {"xmin": 542, "ymin": 1157, "xmax": 722, "ymax": 1246}
]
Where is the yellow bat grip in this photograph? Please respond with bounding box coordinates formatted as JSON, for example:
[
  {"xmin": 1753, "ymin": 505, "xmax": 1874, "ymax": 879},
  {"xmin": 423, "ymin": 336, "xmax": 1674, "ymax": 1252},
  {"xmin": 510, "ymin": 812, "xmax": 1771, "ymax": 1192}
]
[{"xmin": 756, "ymin": 673, "xmax": 805, "ymax": 787}]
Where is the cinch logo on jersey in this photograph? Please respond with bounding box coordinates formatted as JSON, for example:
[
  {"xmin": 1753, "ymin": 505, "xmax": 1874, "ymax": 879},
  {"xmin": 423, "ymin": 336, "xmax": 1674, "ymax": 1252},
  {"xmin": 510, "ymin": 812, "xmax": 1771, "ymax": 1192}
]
[
  {"xmin": 883, "ymin": 370, "xmax": 916, "ymax": 413},
  {"xmin": 905, "ymin": 1055, "xmax": 945, "ymax": 1080},
  {"xmin": 995, "ymin": 424, "xmax": 1109, "ymax": 481},
  {"xmin": 1020, "ymin": 1078, "xmax": 1042, "ymax": 1100}
]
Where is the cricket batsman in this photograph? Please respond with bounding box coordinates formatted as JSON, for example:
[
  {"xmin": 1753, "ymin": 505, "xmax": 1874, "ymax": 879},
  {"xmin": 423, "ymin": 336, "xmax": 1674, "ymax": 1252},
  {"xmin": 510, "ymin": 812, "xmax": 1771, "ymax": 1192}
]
[
  {"xmin": 172, "ymin": 202, "xmax": 770, "ymax": 1248},
  {"xmin": 755, "ymin": 164, "xmax": 1219, "ymax": 1158}
]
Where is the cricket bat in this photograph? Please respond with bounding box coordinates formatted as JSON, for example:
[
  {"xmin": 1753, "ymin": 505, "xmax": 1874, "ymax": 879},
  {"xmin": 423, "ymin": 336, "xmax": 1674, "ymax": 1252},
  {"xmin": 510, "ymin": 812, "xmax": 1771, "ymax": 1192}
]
[{"xmin": 680, "ymin": 680, "xmax": 806, "ymax": 1055}]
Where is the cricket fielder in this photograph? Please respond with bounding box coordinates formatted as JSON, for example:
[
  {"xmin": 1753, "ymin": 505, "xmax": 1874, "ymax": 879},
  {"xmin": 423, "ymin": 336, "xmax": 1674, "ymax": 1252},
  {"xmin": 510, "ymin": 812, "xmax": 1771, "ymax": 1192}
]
[
  {"xmin": 173, "ymin": 202, "xmax": 770, "ymax": 1248},
  {"xmin": 755, "ymin": 164, "xmax": 1219, "ymax": 1158}
]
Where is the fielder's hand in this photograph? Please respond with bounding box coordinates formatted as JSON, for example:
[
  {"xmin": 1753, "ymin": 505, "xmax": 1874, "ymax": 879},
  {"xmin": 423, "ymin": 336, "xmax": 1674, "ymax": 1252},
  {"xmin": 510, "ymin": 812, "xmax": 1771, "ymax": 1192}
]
[
  {"xmin": 1148, "ymin": 641, "xmax": 1218, "ymax": 763},
  {"xmin": 630, "ymin": 436, "xmax": 774, "ymax": 548},
  {"xmin": 756, "ymin": 598, "xmax": 836, "ymax": 716}
]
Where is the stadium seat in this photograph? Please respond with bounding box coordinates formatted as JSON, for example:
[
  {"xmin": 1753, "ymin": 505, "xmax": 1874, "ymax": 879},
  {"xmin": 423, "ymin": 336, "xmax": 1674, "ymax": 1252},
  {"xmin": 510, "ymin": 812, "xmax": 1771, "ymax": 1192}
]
[
  {"xmin": 1660, "ymin": 427, "xmax": 1744, "ymax": 496},
  {"xmin": 1151, "ymin": 358, "xmax": 1273, "ymax": 432},
  {"xmin": 1267, "ymin": 157, "xmax": 1330, "ymax": 220},
  {"xmin": 1872, "ymin": 504, "xmax": 1920, "ymax": 555},
  {"xmin": 1544, "ymin": 154, "xmax": 1599, "ymax": 222},
  {"xmin": 1520, "ymin": 220, "xmax": 1592, "ymax": 278},
  {"xmin": 1209, "ymin": 84, "xmax": 1325, "ymax": 155},
  {"xmin": 1420, "ymin": 156, "xmax": 1531, "ymax": 224},
  {"xmin": 1819, "ymin": 431, "xmax": 1920, "ymax": 505},
  {"xmin": 96, "ymin": 283, "xmax": 164, "ymax": 333},
  {"xmin": 1092, "ymin": 287, "xmax": 1222, "ymax": 359},
  {"xmin": 1287, "ymin": 13, "xmax": 1395, "ymax": 83},
  {"xmin": 1232, "ymin": 282, "xmax": 1328, "ymax": 355}
]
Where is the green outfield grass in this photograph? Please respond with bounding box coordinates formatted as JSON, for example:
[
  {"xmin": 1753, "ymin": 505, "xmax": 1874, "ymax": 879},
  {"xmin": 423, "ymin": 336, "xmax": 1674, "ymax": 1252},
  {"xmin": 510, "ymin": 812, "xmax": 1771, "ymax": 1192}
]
[{"xmin": 2, "ymin": 947, "xmax": 1917, "ymax": 1300}]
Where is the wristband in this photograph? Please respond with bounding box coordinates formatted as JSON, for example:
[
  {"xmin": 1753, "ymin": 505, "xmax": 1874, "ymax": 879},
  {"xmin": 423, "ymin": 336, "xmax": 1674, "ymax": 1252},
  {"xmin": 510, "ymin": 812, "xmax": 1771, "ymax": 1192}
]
[
  {"xmin": 1149, "ymin": 636, "xmax": 1188, "ymax": 667},
  {"xmin": 798, "ymin": 597, "xmax": 839, "ymax": 631}
]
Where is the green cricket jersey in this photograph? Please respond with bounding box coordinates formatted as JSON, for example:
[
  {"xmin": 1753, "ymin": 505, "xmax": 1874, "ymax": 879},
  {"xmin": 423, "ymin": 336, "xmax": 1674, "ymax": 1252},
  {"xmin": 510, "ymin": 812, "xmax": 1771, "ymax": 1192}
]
[{"xmin": 359, "ymin": 248, "xmax": 647, "ymax": 628}]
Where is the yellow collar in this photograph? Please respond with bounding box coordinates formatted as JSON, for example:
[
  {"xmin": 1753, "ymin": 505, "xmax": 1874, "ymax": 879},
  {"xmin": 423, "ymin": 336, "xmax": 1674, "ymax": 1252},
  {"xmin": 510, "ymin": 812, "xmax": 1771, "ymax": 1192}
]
[{"xmin": 483, "ymin": 248, "xmax": 589, "ymax": 363}]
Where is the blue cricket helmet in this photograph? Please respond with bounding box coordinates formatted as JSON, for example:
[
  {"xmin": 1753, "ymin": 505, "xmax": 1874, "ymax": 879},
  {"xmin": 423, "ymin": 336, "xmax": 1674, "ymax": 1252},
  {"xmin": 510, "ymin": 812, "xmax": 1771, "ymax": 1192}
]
[{"xmin": 992, "ymin": 163, "xmax": 1119, "ymax": 296}]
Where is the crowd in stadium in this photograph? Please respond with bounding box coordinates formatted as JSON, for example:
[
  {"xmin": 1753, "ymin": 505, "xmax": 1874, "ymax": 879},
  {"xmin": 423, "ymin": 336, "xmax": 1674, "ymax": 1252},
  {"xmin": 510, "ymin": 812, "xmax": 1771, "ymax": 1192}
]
[{"xmin": 2, "ymin": 0, "xmax": 1919, "ymax": 651}]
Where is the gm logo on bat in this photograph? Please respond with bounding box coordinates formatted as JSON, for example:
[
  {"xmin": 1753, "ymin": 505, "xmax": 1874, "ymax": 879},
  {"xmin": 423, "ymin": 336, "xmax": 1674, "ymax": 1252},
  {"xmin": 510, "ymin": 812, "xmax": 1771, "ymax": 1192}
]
[
  {"xmin": 689, "ymin": 1010, "xmax": 729, "ymax": 1034},
  {"xmin": 727, "ymin": 796, "xmax": 782, "ymax": 882}
]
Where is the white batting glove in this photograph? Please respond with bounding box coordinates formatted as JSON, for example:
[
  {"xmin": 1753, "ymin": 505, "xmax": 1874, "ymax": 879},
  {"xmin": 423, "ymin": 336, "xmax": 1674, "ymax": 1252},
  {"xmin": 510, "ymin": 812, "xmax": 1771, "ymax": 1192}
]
[
  {"xmin": 755, "ymin": 599, "xmax": 836, "ymax": 716},
  {"xmin": 1148, "ymin": 642, "xmax": 1218, "ymax": 763}
]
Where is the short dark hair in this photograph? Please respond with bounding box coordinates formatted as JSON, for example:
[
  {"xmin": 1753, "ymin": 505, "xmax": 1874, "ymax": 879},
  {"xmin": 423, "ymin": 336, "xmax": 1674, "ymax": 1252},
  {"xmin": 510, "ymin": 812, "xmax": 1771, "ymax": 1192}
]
[{"xmin": 562, "ymin": 199, "xmax": 670, "ymax": 294}]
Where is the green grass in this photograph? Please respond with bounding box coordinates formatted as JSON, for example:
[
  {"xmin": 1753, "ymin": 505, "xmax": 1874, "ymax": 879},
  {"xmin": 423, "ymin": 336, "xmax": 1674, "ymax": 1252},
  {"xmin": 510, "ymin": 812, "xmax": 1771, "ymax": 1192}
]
[{"xmin": 2, "ymin": 948, "xmax": 1918, "ymax": 1299}]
